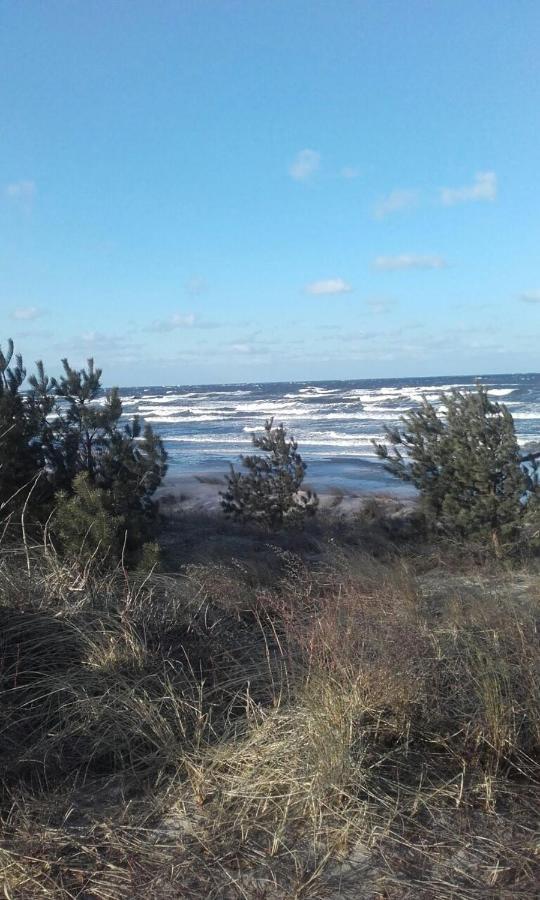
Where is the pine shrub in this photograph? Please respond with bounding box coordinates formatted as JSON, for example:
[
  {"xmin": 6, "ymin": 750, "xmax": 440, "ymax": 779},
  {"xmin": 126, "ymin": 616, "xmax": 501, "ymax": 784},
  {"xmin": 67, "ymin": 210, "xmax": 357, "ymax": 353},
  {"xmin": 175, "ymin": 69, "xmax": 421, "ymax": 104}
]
[
  {"xmin": 374, "ymin": 384, "xmax": 526, "ymax": 554},
  {"xmin": 0, "ymin": 338, "xmax": 168, "ymax": 566},
  {"xmin": 221, "ymin": 418, "xmax": 318, "ymax": 529},
  {"xmin": 53, "ymin": 472, "xmax": 123, "ymax": 570},
  {"xmin": 0, "ymin": 340, "xmax": 51, "ymax": 518}
]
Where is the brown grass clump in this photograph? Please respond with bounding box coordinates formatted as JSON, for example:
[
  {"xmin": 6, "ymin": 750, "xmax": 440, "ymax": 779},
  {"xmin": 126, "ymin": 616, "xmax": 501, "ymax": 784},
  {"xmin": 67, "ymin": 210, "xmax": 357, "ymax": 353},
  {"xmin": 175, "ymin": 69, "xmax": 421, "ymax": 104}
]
[{"xmin": 0, "ymin": 527, "xmax": 539, "ymax": 898}]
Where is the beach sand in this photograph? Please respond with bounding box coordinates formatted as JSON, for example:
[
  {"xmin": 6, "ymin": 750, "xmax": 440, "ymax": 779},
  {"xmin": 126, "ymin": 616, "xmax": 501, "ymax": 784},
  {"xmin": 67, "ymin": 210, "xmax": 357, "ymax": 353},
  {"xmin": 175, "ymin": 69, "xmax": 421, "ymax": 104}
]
[{"xmin": 157, "ymin": 471, "xmax": 416, "ymax": 519}]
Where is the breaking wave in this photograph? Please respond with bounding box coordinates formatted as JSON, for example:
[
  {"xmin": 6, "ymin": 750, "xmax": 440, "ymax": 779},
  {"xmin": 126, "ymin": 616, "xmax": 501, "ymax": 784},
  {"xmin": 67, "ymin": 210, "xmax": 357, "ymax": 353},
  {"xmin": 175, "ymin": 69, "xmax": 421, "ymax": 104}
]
[{"xmin": 115, "ymin": 375, "xmax": 540, "ymax": 486}]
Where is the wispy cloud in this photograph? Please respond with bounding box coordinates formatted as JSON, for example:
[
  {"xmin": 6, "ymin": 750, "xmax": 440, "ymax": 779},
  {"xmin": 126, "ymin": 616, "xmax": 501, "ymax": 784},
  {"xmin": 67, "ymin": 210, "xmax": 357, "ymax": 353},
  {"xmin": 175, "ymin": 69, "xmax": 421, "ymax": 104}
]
[
  {"xmin": 519, "ymin": 291, "xmax": 540, "ymax": 304},
  {"xmin": 226, "ymin": 339, "xmax": 271, "ymax": 357},
  {"xmin": 334, "ymin": 329, "xmax": 382, "ymax": 342},
  {"xmin": 10, "ymin": 306, "xmax": 44, "ymax": 321},
  {"xmin": 374, "ymin": 189, "xmax": 418, "ymax": 220},
  {"xmin": 5, "ymin": 180, "xmax": 36, "ymax": 212},
  {"xmin": 341, "ymin": 166, "xmax": 360, "ymax": 180},
  {"xmin": 305, "ymin": 278, "xmax": 352, "ymax": 295},
  {"xmin": 229, "ymin": 343, "xmax": 259, "ymax": 355},
  {"xmin": 289, "ymin": 149, "xmax": 321, "ymax": 181},
  {"xmin": 5, "ymin": 179, "xmax": 36, "ymax": 201},
  {"xmin": 149, "ymin": 312, "xmax": 221, "ymax": 333},
  {"xmin": 14, "ymin": 329, "xmax": 52, "ymax": 340},
  {"xmin": 80, "ymin": 330, "xmax": 111, "ymax": 344},
  {"xmin": 440, "ymin": 171, "xmax": 497, "ymax": 206},
  {"xmin": 54, "ymin": 330, "xmax": 143, "ymax": 366},
  {"xmin": 374, "ymin": 254, "xmax": 447, "ymax": 271},
  {"xmin": 150, "ymin": 313, "xmax": 197, "ymax": 332}
]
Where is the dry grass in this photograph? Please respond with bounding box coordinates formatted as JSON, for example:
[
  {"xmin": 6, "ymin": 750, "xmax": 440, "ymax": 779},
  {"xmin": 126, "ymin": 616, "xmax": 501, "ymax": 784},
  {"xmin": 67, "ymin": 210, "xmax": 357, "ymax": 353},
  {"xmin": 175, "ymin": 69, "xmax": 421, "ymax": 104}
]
[{"xmin": 0, "ymin": 525, "xmax": 539, "ymax": 898}]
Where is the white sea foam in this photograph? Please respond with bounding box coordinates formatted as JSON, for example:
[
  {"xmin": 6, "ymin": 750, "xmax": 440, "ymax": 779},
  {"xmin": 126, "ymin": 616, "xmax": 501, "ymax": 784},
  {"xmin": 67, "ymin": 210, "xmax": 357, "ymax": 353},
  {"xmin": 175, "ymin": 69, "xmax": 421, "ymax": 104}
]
[
  {"xmin": 140, "ymin": 405, "xmax": 194, "ymax": 416},
  {"xmin": 164, "ymin": 435, "xmax": 252, "ymax": 444},
  {"xmin": 163, "ymin": 431, "xmax": 383, "ymax": 452},
  {"xmin": 297, "ymin": 386, "xmax": 341, "ymax": 395},
  {"xmin": 144, "ymin": 414, "xmax": 224, "ymax": 423},
  {"xmin": 302, "ymin": 430, "xmax": 383, "ymax": 442},
  {"xmin": 115, "ymin": 377, "xmax": 540, "ymax": 482},
  {"xmin": 153, "ymin": 389, "xmax": 252, "ymax": 401},
  {"xmin": 164, "ymin": 445, "xmax": 381, "ymax": 460}
]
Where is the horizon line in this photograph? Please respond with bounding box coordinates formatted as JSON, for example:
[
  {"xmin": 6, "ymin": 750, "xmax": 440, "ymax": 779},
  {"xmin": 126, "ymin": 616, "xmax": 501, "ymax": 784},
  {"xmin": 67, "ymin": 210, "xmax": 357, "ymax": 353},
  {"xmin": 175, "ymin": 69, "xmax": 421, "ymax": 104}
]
[{"xmin": 100, "ymin": 371, "xmax": 540, "ymax": 391}]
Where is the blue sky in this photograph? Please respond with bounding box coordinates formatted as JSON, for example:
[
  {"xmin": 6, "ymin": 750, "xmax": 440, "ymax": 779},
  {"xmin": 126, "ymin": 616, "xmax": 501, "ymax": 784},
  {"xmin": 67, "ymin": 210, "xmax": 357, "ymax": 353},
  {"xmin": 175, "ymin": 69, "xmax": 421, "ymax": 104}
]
[{"xmin": 1, "ymin": 0, "xmax": 540, "ymax": 385}]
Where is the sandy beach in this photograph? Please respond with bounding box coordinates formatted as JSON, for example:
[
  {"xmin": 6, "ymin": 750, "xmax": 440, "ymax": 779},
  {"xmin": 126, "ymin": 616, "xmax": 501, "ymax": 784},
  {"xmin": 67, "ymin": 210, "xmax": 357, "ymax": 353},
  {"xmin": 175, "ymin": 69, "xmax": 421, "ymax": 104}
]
[{"xmin": 157, "ymin": 470, "xmax": 417, "ymax": 518}]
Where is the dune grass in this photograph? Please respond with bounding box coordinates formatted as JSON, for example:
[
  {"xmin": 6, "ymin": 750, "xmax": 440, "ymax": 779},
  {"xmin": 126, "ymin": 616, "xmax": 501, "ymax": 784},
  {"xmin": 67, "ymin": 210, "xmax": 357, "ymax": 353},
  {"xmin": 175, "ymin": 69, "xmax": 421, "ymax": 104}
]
[{"xmin": 0, "ymin": 516, "xmax": 539, "ymax": 898}]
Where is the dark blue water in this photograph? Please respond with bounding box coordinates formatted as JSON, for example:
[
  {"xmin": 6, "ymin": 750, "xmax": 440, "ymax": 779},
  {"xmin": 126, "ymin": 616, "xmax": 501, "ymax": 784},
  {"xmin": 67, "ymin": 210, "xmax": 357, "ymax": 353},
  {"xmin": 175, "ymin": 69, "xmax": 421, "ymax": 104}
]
[{"xmin": 115, "ymin": 374, "xmax": 540, "ymax": 492}]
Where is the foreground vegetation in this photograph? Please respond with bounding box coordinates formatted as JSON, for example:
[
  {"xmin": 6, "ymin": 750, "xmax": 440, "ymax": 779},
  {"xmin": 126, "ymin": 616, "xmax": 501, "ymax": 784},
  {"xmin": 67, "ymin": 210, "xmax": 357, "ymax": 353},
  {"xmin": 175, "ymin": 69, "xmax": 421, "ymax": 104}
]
[
  {"xmin": 1, "ymin": 507, "xmax": 538, "ymax": 898},
  {"xmin": 1, "ymin": 341, "xmax": 539, "ymax": 896},
  {"xmin": 0, "ymin": 340, "xmax": 167, "ymax": 568}
]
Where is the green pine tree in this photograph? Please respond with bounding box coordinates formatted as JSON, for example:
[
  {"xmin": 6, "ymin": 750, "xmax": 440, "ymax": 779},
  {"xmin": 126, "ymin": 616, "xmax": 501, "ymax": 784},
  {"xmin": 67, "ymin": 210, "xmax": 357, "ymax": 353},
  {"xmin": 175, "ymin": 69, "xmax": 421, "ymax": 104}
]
[
  {"xmin": 221, "ymin": 418, "xmax": 318, "ymax": 529},
  {"xmin": 48, "ymin": 358, "xmax": 168, "ymax": 564},
  {"xmin": 0, "ymin": 340, "xmax": 168, "ymax": 563},
  {"xmin": 97, "ymin": 418, "xmax": 168, "ymax": 559},
  {"xmin": 27, "ymin": 359, "xmax": 70, "ymax": 492},
  {"xmin": 53, "ymin": 472, "xmax": 124, "ymax": 571},
  {"xmin": 0, "ymin": 340, "xmax": 45, "ymax": 517},
  {"xmin": 373, "ymin": 384, "xmax": 526, "ymax": 554},
  {"xmin": 49, "ymin": 358, "xmax": 123, "ymax": 485}
]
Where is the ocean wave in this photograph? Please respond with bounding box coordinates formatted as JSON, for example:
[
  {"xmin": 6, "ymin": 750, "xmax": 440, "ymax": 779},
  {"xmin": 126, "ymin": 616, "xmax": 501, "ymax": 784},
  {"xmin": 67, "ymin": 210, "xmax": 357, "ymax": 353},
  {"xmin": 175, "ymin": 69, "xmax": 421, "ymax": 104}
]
[
  {"xmin": 165, "ymin": 445, "xmax": 382, "ymax": 460},
  {"xmin": 297, "ymin": 386, "xmax": 341, "ymax": 395},
  {"xmin": 164, "ymin": 430, "xmax": 383, "ymax": 445},
  {"xmin": 342, "ymin": 384, "xmax": 471, "ymax": 400},
  {"xmin": 112, "ymin": 376, "xmax": 540, "ymax": 484},
  {"xmin": 158, "ymin": 389, "xmax": 252, "ymax": 401},
  {"xmin": 139, "ymin": 405, "xmax": 194, "ymax": 416},
  {"xmin": 164, "ymin": 435, "xmax": 252, "ymax": 444},
  {"xmin": 302, "ymin": 430, "xmax": 384, "ymax": 441},
  {"xmin": 509, "ymin": 411, "xmax": 540, "ymax": 420},
  {"xmin": 144, "ymin": 415, "xmax": 225, "ymax": 424}
]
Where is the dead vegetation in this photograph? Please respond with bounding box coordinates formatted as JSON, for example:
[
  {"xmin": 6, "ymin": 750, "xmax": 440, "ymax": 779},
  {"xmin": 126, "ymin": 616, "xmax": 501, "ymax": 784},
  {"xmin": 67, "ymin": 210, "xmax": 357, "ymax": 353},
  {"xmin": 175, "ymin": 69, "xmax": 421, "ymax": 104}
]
[{"xmin": 0, "ymin": 512, "xmax": 539, "ymax": 898}]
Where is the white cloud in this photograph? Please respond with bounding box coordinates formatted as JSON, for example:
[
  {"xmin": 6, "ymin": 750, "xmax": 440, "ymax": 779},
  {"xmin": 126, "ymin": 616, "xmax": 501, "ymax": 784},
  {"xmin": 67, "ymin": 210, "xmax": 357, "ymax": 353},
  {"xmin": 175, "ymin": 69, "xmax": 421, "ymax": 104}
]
[
  {"xmin": 55, "ymin": 330, "xmax": 143, "ymax": 365},
  {"xmin": 10, "ymin": 306, "xmax": 44, "ymax": 321},
  {"xmin": 5, "ymin": 180, "xmax": 36, "ymax": 203},
  {"xmin": 520, "ymin": 291, "xmax": 540, "ymax": 304},
  {"xmin": 341, "ymin": 166, "xmax": 360, "ymax": 179},
  {"xmin": 374, "ymin": 189, "xmax": 418, "ymax": 219},
  {"xmin": 306, "ymin": 278, "xmax": 352, "ymax": 295},
  {"xmin": 289, "ymin": 149, "xmax": 321, "ymax": 181},
  {"xmin": 169, "ymin": 313, "xmax": 196, "ymax": 327},
  {"xmin": 374, "ymin": 254, "xmax": 447, "ymax": 271},
  {"xmin": 229, "ymin": 343, "xmax": 253, "ymax": 354},
  {"xmin": 440, "ymin": 171, "xmax": 497, "ymax": 206},
  {"xmin": 80, "ymin": 330, "xmax": 101, "ymax": 342},
  {"xmin": 227, "ymin": 341, "xmax": 270, "ymax": 357},
  {"xmin": 151, "ymin": 312, "xmax": 197, "ymax": 332}
]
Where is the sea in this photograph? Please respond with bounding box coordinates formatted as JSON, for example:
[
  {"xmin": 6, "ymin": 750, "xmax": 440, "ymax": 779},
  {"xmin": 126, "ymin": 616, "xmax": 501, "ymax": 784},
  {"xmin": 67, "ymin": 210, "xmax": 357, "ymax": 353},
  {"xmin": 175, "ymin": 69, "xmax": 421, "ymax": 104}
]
[{"xmin": 116, "ymin": 373, "xmax": 540, "ymax": 494}]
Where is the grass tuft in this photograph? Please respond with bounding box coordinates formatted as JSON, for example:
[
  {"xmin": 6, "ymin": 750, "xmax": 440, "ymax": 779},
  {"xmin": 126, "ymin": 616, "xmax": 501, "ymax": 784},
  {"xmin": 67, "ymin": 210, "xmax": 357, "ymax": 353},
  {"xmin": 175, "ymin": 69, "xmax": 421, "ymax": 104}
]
[{"xmin": 0, "ymin": 521, "xmax": 539, "ymax": 897}]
